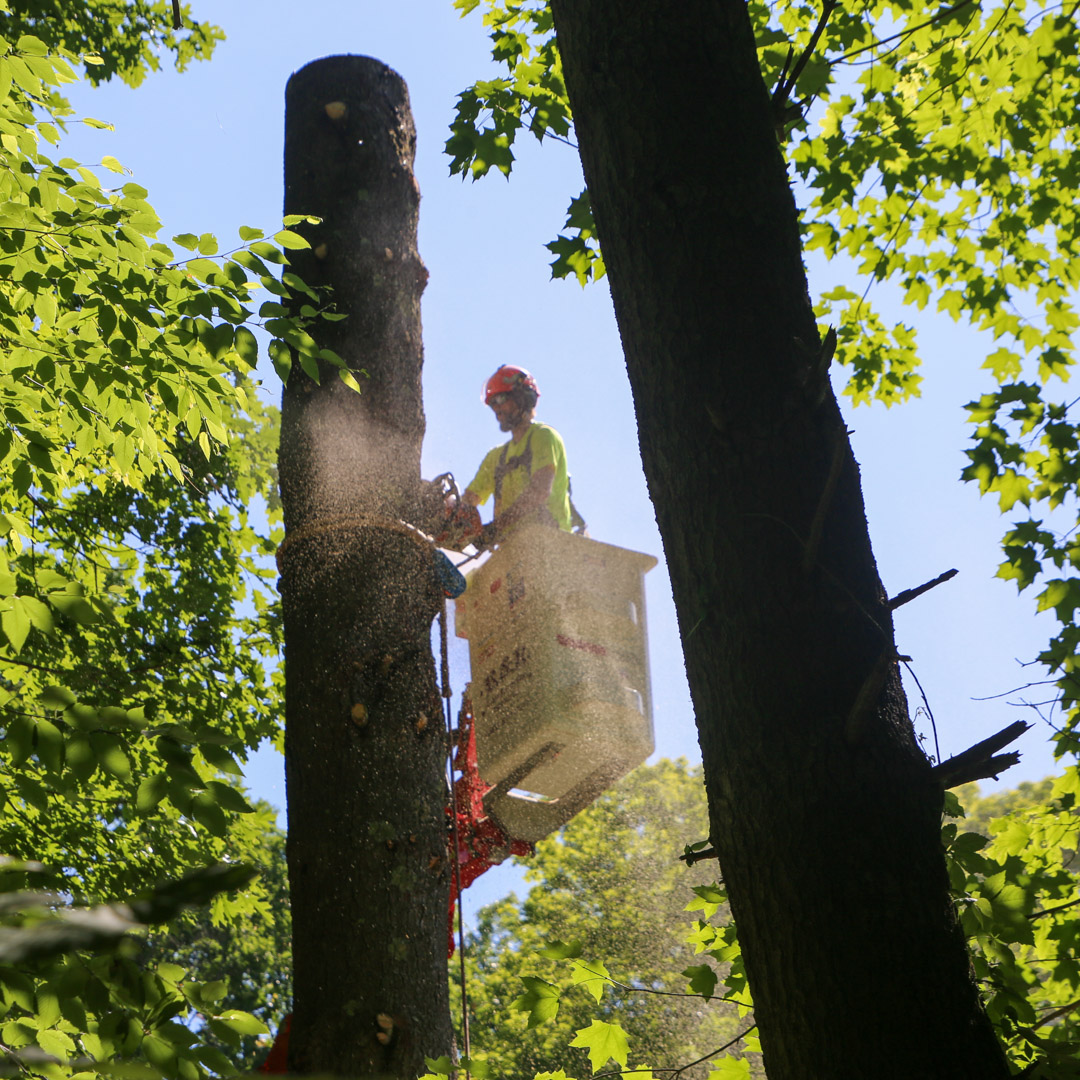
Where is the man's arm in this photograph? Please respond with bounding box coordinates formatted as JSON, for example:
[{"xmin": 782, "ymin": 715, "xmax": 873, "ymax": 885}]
[{"xmin": 464, "ymin": 448, "xmax": 496, "ymax": 510}]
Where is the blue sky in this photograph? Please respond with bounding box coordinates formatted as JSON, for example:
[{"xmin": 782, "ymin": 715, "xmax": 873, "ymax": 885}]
[{"xmin": 59, "ymin": 0, "xmax": 1067, "ymax": 915}]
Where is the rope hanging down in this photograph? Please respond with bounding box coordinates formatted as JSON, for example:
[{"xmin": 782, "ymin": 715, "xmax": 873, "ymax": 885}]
[{"xmin": 439, "ymin": 604, "xmax": 472, "ymax": 1069}]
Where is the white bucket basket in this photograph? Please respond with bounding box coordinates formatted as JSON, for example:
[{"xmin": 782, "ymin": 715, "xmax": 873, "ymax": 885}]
[{"xmin": 455, "ymin": 525, "xmax": 657, "ymax": 842}]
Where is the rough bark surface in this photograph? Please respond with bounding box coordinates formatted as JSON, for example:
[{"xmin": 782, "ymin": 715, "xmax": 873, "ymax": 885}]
[
  {"xmin": 278, "ymin": 56, "xmax": 453, "ymax": 1078},
  {"xmin": 548, "ymin": 3, "xmax": 1011, "ymax": 1077}
]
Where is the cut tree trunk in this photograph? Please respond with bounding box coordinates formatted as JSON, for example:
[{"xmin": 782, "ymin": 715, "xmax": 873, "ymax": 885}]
[
  {"xmin": 278, "ymin": 55, "xmax": 453, "ymax": 1078},
  {"xmin": 548, "ymin": 3, "xmax": 1011, "ymax": 1077}
]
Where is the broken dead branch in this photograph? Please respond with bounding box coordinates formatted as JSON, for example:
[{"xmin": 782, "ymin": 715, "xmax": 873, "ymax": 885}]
[
  {"xmin": 679, "ymin": 846, "xmax": 718, "ymax": 866},
  {"xmin": 888, "ymin": 568, "xmax": 958, "ymax": 611},
  {"xmin": 931, "ymin": 720, "xmax": 1030, "ymax": 788}
]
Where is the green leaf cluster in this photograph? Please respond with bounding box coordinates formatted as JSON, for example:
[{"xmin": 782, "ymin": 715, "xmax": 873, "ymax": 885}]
[
  {"xmin": 943, "ymin": 775, "xmax": 1080, "ymax": 1074},
  {"xmin": 0, "ymin": 44, "xmax": 327, "ymax": 507},
  {"xmin": 447, "ymin": 0, "xmax": 568, "ymax": 180},
  {"xmin": 793, "ymin": 1, "xmax": 1080, "ymax": 411},
  {"xmin": 0, "ymin": 332, "xmax": 291, "ymax": 1075},
  {"xmin": 0, "ymin": 0, "xmax": 224, "ymax": 87},
  {"xmin": 140, "ymin": 810, "xmax": 291, "ymax": 1072},
  {"xmin": 0, "ymin": 863, "xmax": 270, "ymax": 1080},
  {"xmin": 815, "ymin": 286, "xmax": 921, "ymax": 407},
  {"xmin": 544, "ymin": 190, "xmax": 604, "ymax": 287},
  {"xmin": 448, "ymin": 0, "xmax": 601, "ymax": 284}
]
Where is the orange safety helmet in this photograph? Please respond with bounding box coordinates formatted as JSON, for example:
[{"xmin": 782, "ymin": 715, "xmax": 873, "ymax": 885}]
[{"xmin": 483, "ymin": 365, "xmax": 540, "ymax": 407}]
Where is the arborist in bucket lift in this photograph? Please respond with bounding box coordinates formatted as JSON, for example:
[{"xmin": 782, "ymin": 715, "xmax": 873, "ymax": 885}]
[
  {"xmin": 422, "ymin": 365, "xmax": 584, "ymax": 557},
  {"xmin": 464, "ymin": 365, "xmax": 585, "ymax": 546}
]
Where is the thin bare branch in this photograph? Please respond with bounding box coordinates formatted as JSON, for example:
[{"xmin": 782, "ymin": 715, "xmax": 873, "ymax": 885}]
[
  {"xmin": 972, "ymin": 679, "xmax": 1059, "ymax": 702},
  {"xmin": 903, "ymin": 659, "xmax": 941, "ymax": 764},
  {"xmin": 1031, "ymin": 897, "xmax": 1080, "ymax": 921},
  {"xmin": 679, "ymin": 845, "xmax": 718, "ymax": 866}
]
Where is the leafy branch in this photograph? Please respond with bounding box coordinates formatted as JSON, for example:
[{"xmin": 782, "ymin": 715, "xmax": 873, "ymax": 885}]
[
  {"xmin": 834, "ymin": 0, "xmax": 979, "ymax": 63},
  {"xmin": 589, "ymin": 1023, "xmax": 759, "ymax": 1079}
]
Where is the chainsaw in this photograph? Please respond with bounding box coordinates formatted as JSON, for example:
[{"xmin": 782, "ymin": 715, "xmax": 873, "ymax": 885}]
[{"xmin": 418, "ymin": 473, "xmax": 487, "ymax": 553}]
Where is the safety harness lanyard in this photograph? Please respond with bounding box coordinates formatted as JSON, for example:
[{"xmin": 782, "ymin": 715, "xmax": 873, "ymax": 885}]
[
  {"xmin": 492, "ymin": 426, "xmax": 534, "ymax": 517},
  {"xmin": 439, "ymin": 605, "xmax": 472, "ymax": 1070}
]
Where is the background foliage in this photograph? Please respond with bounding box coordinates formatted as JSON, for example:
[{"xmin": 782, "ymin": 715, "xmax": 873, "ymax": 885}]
[
  {"xmin": 425, "ymin": 773, "xmax": 1076, "ymax": 1079},
  {"xmin": 141, "ymin": 804, "xmax": 292, "ymax": 1073},
  {"xmin": 457, "ymin": 761, "xmax": 749, "ymax": 1080}
]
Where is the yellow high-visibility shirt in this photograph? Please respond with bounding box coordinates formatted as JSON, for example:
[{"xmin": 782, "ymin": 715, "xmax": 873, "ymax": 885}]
[{"xmin": 466, "ymin": 422, "xmax": 572, "ymax": 532}]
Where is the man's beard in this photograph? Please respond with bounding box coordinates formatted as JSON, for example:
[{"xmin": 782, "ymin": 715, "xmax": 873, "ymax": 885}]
[{"xmin": 499, "ymin": 411, "xmax": 524, "ymax": 432}]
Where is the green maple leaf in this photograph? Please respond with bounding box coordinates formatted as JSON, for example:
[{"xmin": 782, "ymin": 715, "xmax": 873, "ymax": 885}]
[
  {"xmin": 707, "ymin": 1056, "xmax": 751, "ymax": 1080},
  {"xmin": 682, "ymin": 962, "xmax": 718, "ymax": 1000},
  {"xmin": 569, "ymin": 1020, "xmax": 629, "ymax": 1071},
  {"xmin": 510, "ymin": 976, "xmax": 560, "ymax": 1028},
  {"xmin": 538, "ymin": 938, "xmax": 582, "ymax": 960},
  {"xmin": 570, "ymin": 958, "xmax": 610, "ymax": 1002}
]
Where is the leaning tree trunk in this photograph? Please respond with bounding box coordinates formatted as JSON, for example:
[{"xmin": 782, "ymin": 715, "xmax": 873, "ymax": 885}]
[
  {"xmin": 277, "ymin": 56, "xmax": 453, "ymax": 1078},
  {"xmin": 549, "ymin": 3, "xmax": 1011, "ymax": 1078}
]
